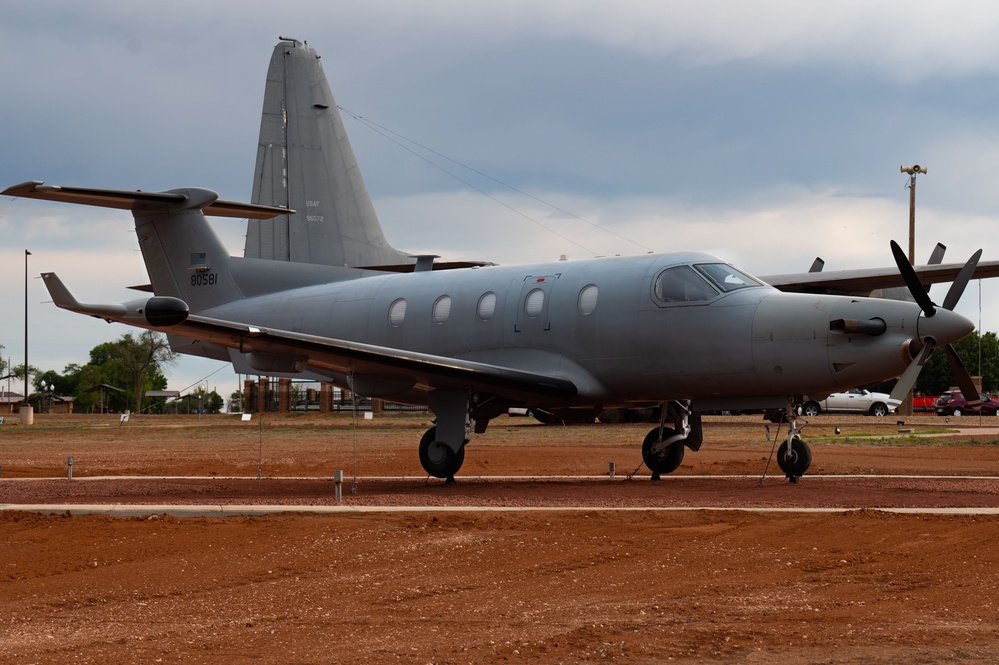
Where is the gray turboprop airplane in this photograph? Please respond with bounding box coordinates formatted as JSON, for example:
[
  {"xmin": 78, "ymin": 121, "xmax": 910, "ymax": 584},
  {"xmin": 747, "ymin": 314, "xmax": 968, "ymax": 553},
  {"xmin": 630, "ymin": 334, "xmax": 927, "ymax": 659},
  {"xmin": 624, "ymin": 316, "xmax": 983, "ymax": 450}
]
[
  {"xmin": 2, "ymin": 179, "xmax": 991, "ymax": 483},
  {"xmin": 4, "ymin": 39, "xmax": 997, "ymax": 482}
]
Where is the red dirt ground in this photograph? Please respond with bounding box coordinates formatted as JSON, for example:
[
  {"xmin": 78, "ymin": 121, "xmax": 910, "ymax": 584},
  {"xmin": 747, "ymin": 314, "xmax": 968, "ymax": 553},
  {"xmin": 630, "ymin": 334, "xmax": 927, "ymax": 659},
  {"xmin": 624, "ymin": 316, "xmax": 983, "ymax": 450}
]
[{"xmin": 3, "ymin": 412, "xmax": 999, "ymax": 663}]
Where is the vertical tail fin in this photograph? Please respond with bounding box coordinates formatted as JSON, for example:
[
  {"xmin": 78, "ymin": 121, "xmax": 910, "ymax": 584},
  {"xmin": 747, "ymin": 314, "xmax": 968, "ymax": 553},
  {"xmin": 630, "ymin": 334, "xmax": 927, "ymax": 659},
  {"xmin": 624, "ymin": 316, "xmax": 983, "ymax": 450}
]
[
  {"xmin": 133, "ymin": 190, "xmax": 245, "ymax": 312},
  {"xmin": 246, "ymin": 37, "xmax": 411, "ymax": 269}
]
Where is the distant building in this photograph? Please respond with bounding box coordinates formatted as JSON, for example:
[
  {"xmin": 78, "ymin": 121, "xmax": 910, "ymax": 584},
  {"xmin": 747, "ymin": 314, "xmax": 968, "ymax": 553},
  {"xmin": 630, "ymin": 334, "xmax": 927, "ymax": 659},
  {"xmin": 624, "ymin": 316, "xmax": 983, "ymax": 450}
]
[{"xmin": 0, "ymin": 391, "xmax": 23, "ymax": 414}]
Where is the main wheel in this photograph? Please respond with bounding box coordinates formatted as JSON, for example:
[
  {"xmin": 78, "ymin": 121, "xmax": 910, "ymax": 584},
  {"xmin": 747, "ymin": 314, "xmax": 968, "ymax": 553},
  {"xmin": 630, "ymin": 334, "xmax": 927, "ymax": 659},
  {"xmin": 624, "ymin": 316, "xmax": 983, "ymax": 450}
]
[
  {"xmin": 869, "ymin": 403, "xmax": 889, "ymax": 417},
  {"xmin": 642, "ymin": 427, "xmax": 685, "ymax": 477},
  {"xmin": 419, "ymin": 427, "xmax": 465, "ymax": 479},
  {"xmin": 777, "ymin": 436, "xmax": 812, "ymax": 478},
  {"xmin": 801, "ymin": 401, "xmax": 821, "ymax": 417}
]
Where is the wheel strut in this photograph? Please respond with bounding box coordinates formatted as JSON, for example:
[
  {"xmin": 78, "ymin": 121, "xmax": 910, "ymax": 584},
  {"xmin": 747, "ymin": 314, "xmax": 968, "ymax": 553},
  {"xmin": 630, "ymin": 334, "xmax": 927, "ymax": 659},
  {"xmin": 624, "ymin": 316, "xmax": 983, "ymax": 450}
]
[{"xmin": 776, "ymin": 399, "xmax": 812, "ymax": 482}]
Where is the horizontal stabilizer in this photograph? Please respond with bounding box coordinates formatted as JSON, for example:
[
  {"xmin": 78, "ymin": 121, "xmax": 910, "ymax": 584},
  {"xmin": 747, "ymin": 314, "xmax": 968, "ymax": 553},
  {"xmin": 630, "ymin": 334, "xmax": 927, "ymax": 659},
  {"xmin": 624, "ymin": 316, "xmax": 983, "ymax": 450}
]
[{"xmin": 3, "ymin": 181, "xmax": 293, "ymax": 219}]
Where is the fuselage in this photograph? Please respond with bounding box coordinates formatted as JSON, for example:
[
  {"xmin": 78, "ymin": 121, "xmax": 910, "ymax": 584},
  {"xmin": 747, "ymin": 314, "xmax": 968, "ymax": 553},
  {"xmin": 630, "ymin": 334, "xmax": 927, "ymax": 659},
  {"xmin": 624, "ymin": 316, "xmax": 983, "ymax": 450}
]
[{"xmin": 196, "ymin": 251, "xmax": 959, "ymax": 411}]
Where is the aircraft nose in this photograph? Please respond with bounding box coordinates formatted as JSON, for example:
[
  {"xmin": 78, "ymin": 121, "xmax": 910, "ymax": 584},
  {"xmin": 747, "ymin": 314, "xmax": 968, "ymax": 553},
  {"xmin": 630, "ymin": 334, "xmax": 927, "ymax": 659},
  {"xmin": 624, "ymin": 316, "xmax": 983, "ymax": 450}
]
[{"xmin": 917, "ymin": 307, "xmax": 975, "ymax": 346}]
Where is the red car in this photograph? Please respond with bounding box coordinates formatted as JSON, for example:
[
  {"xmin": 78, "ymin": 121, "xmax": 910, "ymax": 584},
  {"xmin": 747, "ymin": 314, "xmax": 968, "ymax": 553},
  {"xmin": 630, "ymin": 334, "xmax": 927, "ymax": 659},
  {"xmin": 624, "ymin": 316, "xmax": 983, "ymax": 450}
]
[{"xmin": 934, "ymin": 392, "xmax": 999, "ymax": 416}]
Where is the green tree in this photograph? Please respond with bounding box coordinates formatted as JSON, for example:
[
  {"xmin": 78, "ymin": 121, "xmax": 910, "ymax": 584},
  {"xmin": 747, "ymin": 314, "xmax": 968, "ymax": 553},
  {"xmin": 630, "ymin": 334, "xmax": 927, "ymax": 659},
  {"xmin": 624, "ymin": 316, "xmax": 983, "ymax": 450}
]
[
  {"xmin": 0, "ymin": 343, "xmax": 6, "ymax": 378},
  {"xmin": 115, "ymin": 332, "xmax": 177, "ymax": 412},
  {"xmin": 229, "ymin": 390, "xmax": 243, "ymax": 413},
  {"xmin": 76, "ymin": 332, "xmax": 178, "ymax": 413},
  {"xmin": 10, "ymin": 364, "xmax": 40, "ymax": 389},
  {"xmin": 916, "ymin": 331, "xmax": 999, "ymax": 396},
  {"xmin": 175, "ymin": 388, "xmax": 223, "ymax": 414}
]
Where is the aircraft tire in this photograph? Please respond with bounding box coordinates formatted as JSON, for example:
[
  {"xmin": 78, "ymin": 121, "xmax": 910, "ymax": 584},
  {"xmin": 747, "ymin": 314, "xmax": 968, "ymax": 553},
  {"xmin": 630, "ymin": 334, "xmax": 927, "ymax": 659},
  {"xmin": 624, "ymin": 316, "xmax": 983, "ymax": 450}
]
[
  {"xmin": 642, "ymin": 427, "xmax": 685, "ymax": 476},
  {"xmin": 777, "ymin": 436, "xmax": 812, "ymax": 478},
  {"xmin": 419, "ymin": 427, "xmax": 465, "ymax": 479}
]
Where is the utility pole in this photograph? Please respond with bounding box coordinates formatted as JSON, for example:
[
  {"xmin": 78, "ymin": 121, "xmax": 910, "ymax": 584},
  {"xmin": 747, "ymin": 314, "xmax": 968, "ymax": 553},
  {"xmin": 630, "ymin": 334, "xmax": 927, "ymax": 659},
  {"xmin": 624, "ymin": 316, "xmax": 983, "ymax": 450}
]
[
  {"xmin": 21, "ymin": 250, "xmax": 33, "ymax": 425},
  {"xmin": 898, "ymin": 165, "xmax": 927, "ymax": 416}
]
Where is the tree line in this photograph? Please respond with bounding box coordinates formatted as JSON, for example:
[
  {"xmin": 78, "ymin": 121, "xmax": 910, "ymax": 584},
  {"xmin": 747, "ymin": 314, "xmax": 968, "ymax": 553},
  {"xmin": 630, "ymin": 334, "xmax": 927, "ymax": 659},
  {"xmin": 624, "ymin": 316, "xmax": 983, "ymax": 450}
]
[
  {"xmin": 1, "ymin": 332, "xmax": 223, "ymax": 414},
  {"xmin": 3, "ymin": 331, "xmax": 999, "ymax": 414}
]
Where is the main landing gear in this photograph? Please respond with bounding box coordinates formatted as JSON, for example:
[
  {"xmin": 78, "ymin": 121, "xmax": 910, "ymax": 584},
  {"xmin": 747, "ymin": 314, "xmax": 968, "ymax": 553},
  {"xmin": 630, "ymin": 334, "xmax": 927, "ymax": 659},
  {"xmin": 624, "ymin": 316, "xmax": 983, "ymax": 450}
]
[
  {"xmin": 642, "ymin": 401, "xmax": 702, "ymax": 480},
  {"xmin": 772, "ymin": 400, "xmax": 813, "ymax": 483},
  {"xmin": 419, "ymin": 391, "xmax": 474, "ymax": 483},
  {"xmin": 419, "ymin": 426, "xmax": 465, "ymax": 481}
]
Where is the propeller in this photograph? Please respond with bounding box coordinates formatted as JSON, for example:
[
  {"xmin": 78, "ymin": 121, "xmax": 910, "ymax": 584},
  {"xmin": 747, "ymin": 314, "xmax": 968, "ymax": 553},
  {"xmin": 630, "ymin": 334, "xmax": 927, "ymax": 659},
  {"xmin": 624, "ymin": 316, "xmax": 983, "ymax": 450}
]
[{"xmin": 888, "ymin": 241, "xmax": 982, "ymax": 407}]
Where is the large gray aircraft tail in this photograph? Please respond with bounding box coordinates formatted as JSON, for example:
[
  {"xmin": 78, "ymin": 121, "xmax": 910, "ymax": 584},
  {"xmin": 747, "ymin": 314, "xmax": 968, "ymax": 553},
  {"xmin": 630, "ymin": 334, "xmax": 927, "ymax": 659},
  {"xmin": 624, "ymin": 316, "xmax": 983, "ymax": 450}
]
[{"xmin": 246, "ymin": 37, "xmax": 412, "ymax": 269}]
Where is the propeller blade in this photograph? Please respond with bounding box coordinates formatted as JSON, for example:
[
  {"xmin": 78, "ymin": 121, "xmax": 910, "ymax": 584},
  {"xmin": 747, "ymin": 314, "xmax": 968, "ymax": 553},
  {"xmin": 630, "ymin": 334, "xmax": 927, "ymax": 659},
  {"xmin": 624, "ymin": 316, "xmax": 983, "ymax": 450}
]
[
  {"xmin": 890, "ymin": 240, "xmax": 936, "ymax": 317},
  {"xmin": 941, "ymin": 248, "xmax": 982, "ymax": 311},
  {"xmin": 944, "ymin": 344, "xmax": 982, "ymax": 407},
  {"xmin": 889, "ymin": 340, "xmax": 935, "ymax": 404}
]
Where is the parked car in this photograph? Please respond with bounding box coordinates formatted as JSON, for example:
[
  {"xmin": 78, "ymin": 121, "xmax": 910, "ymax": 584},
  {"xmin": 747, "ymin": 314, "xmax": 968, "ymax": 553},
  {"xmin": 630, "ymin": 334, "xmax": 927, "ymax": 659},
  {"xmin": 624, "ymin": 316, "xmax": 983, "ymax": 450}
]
[
  {"xmin": 801, "ymin": 389, "xmax": 896, "ymax": 417},
  {"xmin": 934, "ymin": 391, "xmax": 999, "ymax": 416}
]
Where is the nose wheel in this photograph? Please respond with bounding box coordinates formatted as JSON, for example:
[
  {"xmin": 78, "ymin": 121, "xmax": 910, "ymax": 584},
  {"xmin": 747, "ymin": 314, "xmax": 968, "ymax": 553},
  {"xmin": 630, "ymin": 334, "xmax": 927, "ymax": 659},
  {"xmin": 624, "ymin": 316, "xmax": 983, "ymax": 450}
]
[
  {"xmin": 772, "ymin": 400, "xmax": 812, "ymax": 482},
  {"xmin": 777, "ymin": 435, "xmax": 812, "ymax": 482}
]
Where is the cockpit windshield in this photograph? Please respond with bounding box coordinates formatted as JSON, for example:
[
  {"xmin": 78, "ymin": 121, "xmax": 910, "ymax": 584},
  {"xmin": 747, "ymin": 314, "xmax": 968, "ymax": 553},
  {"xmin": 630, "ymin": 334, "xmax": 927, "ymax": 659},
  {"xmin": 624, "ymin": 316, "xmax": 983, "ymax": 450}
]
[
  {"xmin": 654, "ymin": 266, "xmax": 718, "ymax": 303},
  {"xmin": 694, "ymin": 263, "xmax": 761, "ymax": 293}
]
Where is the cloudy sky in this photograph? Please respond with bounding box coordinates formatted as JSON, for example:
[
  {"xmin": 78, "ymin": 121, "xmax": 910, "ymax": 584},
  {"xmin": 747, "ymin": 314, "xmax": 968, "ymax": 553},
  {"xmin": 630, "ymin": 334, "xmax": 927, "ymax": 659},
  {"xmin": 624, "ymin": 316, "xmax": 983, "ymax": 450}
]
[{"xmin": 3, "ymin": 0, "xmax": 999, "ymax": 397}]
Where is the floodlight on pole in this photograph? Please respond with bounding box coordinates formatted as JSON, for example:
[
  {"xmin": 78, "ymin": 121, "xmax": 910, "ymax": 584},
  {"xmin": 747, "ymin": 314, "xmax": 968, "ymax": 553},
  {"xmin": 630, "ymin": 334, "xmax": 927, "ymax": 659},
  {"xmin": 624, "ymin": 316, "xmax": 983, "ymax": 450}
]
[
  {"xmin": 896, "ymin": 165, "xmax": 927, "ymax": 417},
  {"xmin": 900, "ymin": 165, "xmax": 927, "ymax": 264}
]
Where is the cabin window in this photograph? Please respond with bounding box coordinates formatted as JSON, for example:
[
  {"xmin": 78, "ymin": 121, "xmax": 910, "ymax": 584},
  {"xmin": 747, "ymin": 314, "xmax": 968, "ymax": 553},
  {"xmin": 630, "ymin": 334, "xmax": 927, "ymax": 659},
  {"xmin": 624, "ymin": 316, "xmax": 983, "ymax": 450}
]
[
  {"xmin": 388, "ymin": 298, "xmax": 407, "ymax": 326},
  {"xmin": 433, "ymin": 295, "xmax": 452, "ymax": 324},
  {"xmin": 524, "ymin": 288, "xmax": 545, "ymax": 317},
  {"xmin": 695, "ymin": 263, "xmax": 761, "ymax": 292},
  {"xmin": 654, "ymin": 266, "xmax": 717, "ymax": 304},
  {"xmin": 477, "ymin": 292, "xmax": 497, "ymax": 320},
  {"xmin": 578, "ymin": 284, "xmax": 598, "ymax": 315}
]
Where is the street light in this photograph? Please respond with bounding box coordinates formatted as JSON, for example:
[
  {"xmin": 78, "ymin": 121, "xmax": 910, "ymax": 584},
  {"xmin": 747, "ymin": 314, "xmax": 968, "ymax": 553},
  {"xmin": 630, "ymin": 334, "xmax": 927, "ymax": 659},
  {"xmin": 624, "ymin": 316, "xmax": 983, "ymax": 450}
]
[
  {"xmin": 897, "ymin": 164, "xmax": 928, "ymax": 417},
  {"xmin": 900, "ymin": 165, "xmax": 927, "ymax": 264}
]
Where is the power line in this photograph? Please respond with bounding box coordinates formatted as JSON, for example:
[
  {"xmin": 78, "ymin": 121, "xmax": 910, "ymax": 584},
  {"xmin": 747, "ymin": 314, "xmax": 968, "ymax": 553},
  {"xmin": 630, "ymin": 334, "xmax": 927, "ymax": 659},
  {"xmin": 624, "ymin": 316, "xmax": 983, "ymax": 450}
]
[{"xmin": 339, "ymin": 107, "xmax": 656, "ymax": 255}]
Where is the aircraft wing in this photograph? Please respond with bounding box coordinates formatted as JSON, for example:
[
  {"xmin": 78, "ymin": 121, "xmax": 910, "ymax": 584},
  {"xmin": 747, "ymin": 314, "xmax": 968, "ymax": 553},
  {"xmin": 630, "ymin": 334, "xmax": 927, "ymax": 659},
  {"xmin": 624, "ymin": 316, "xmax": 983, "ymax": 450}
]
[
  {"xmin": 40, "ymin": 273, "xmax": 579, "ymax": 402},
  {"xmin": 181, "ymin": 313, "xmax": 579, "ymax": 399},
  {"xmin": 761, "ymin": 260, "xmax": 999, "ymax": 296}
]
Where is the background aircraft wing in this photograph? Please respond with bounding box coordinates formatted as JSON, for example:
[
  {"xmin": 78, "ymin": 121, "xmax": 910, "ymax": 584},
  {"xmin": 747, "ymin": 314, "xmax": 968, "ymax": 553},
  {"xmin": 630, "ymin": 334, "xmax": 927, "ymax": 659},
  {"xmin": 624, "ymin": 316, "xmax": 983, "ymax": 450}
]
[{"xmin": 761, "ymin": 260, "xmax": 999, "ymax": 296}]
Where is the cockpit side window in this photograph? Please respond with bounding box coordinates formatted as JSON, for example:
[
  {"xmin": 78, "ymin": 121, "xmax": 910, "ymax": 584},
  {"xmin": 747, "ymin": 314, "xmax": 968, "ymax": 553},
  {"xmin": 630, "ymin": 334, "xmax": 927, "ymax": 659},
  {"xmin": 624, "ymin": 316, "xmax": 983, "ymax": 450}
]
[
  {"xmin": 654, "ymin": 266, "xmax": 718, "ymax": 304},
  {"xmin": 695, "ymin": 263, "xmax": 761, "ymax": 293}
]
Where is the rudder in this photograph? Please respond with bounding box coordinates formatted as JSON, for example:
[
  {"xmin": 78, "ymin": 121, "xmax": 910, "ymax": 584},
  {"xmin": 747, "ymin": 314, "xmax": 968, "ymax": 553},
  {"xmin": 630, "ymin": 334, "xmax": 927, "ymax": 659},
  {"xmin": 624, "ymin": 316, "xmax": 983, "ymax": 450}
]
[{"xmin": 246, "ymin": 37, "xmax": 411, "ymax": 269}]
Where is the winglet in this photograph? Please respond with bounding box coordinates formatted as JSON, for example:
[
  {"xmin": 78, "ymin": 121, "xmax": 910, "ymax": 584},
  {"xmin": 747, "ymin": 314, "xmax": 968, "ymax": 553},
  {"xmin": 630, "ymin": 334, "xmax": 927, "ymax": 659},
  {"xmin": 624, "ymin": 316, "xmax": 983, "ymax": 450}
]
[
  {"xmin": 41, "ymin": 272, "xmax": 190, "ymax": 327},
  {"xmin": 41, "ymin": 272, "xmax": 127, "ymax": 320},
  {"xmin": 41, "ymin": 272, "xmax": 83, "ymax": 310}
]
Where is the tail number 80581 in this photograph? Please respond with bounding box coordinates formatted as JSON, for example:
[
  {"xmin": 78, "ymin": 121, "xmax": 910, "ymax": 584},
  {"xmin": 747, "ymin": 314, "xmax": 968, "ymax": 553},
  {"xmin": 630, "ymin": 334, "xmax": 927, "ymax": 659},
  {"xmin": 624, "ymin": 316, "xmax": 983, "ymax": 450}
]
[{"xmin": 191, "ymin": 273, "xmax": 218, "ymax": 286}]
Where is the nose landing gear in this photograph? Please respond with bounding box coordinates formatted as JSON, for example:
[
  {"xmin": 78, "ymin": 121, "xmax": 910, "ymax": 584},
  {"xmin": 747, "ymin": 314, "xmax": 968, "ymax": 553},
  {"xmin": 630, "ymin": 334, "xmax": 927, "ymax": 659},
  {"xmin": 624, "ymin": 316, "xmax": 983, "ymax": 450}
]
[{"xmin": 773, "ymin": 400, "xmax": 812, "ymax": 482}]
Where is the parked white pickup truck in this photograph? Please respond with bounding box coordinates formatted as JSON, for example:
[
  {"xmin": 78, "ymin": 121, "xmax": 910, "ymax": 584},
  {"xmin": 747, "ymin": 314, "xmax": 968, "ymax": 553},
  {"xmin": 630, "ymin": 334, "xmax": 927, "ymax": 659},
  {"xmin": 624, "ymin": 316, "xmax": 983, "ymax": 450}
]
[{"xmin": 802, "ymin": 389, "xmax": 897, "ymax": 417}]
